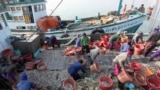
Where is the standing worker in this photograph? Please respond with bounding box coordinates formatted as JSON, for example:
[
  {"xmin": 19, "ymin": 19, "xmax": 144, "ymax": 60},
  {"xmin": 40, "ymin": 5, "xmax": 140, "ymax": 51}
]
[
  {"xmin": 75, "ymin": 34, "xmax": 81, "ymax": 47},
  {"xmin": 81, "ymin": 33, "xmax": 90, "ymax": 54},
  {"xmin": 138, "ymin": 4, "xmax": 145, "ymax": 13},
  {"xmin": 143, "ymin": 27, "xmax": 160, "ymax": 57},
  {"xmin": 68, "ymin": 60, "xmax": 86, "ymax": 80}
]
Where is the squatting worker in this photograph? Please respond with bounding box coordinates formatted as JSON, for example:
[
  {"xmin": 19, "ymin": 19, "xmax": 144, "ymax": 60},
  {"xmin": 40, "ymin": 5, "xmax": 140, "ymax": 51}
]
[
  {"xmin": 68, "ymin": 60, "xmax": 86, "ymax": 80},
  {"xmin": 50, "ymin": 35, "xmax": 60, "ymax": 48},
  {"xmin": 109, "ymin": 31, "xmax": 122, "ymax": 50},
  {"xmin": 131, "ymin": 32, "xmax": 143, "ymax": 45},
  {"xmin": 17, "ymin": 72, "xmax": 37, "ymax": 90},
  {"xmin": 81, "ymin": 33, "xmax": 90, "ymax": 54},
  {"xmin": 1, "ymin": 63, "xmax": 18, "ymax": 84}
]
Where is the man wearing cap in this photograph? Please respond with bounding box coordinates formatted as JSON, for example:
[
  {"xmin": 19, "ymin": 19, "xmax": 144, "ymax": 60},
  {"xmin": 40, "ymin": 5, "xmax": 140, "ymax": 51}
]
[{"xmin": 17, "ymin": 72, "xmax": 36, "ymax": 90}]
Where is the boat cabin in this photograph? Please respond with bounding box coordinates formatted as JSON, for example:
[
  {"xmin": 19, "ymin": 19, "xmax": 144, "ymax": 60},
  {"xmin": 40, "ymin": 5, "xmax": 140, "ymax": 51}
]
[
  {"xmin": 3, "ymin": 0, "xmax": 47, "ymax": 31},
  {"xmin": 0, "ymin": 1, "xmax": 12, "ymax": 55}
]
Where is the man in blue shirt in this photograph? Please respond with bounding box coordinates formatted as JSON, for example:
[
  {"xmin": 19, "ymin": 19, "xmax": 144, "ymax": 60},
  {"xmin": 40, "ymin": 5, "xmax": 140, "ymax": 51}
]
[
  {"xmin": 75, "ymin": 34, "xmax": 81, "ymax": 47},
  {"xmin": 17, "ymin": 72, "xmax": 36, "ymax": 90},
  {"xmin": 68, "ymin": 60, "xmax": 86, "ymax": 80},
  {"xmin": 120, "ymin": 42, "xmax": 131, "ymax": 52}
]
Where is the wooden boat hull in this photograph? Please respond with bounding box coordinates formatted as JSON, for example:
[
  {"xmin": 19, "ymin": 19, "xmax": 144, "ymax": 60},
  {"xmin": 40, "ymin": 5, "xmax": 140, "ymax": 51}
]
[{"xmin": 44, "ymin": 14, "xmax": 146, "ymax": 38}]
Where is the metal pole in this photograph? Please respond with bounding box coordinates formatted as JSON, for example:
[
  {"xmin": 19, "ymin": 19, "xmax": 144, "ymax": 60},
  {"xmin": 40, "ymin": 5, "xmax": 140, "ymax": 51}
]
[{"xmin": 117, "ymin": 0, "xmax": 123, "ymax": 16}]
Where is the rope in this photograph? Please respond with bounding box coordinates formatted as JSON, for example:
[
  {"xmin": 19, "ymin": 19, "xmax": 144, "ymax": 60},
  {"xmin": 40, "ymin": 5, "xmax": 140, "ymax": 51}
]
[
  {"xmin": 149, "ymin": 0, "xmax": 160, "ymax": 32},
  {"xmin": 131, "ymin": 0, "xmax": 135, "ymax": 6},
  {"xmin": 49, "ymin": 0, "xmax": 63, "ymax": 16}
]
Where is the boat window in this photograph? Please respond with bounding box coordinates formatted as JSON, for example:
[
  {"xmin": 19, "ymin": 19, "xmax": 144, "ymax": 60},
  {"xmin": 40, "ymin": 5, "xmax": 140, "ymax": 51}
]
[
  {"xmin": 11, "ymin": 7, "xmax": 16, "ymax": 11},
  {"xmin": 0, "ymin": 15, "xmax": 2, "ymax": 20},
  {"xmin": 34, "ymin": 5, "xmax": 37, "ymax": 12},
  {"xmin": 17, "ymin": 26, "xmax": 21, "ymax": 29},
  {"xmin": 16, "ymin": 7, "xmax": 21, "ymax": 11},
  {"xmin": 15, "ymin": 0, "xmax": 19, "ymax": 3},
  {"xmin": 5, "ymin": 12, "xmax": 12, "ymax": 20},
  {"xmin": 0, "ymin": 23, "xmax": 2, "ymax": 30},
  {"xmin": 19, "ymin": 16, "xmax": 23, "ymax": 20},
  {"xmin": 42, "ymin": 4, "xmax": 46, "ymax": 10},
  {"xmin": 3, "ymin": 0, "xmax": 8, "ymax": 4},
  {"xmin": 19, "ymin": 0, "xmax": 25, "ymax": 2},
  {"xmin": 17, "ymin": 26, "xmax": 26, "ymax": 29},
  {"xmin": 22, "ymin": 6, "xmax": 29, "ymax": 12},
  {"xmin": 7, "ymin": 7, "xmax": 10, "ymax": 11},
  {"xmin": 27, "ymin": 26, "xmax": 31, "ymax": 29},
  {"xmin": 8, "ymin": 0, "xmax": 14, "ymax": 4},
  {"xmin": 13, "ymin": 16, "xmax": 18, "ymax": 21},
  {"xmin": 22, "ymin": 26, "xmax": 25, "ymax": 29},
  {"xmin": 37, "ymin": 5, "xmax": 40, "ymax": 12},
  {"xmin": 40, "ymin": 4, "xmax": 43, "ymax": 11}
]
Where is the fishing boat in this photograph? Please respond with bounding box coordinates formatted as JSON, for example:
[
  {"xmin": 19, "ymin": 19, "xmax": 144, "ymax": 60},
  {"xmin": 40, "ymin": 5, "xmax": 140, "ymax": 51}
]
[{"xmin": 36, "ymin": 0, "xmax": 147, "ymax": 39}]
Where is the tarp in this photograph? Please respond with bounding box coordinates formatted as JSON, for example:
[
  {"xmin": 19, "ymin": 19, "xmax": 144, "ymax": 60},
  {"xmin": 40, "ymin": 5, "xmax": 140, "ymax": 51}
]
[{"xmin": 37, "ymin": 16, "xmax": 59, "ymax": 32}]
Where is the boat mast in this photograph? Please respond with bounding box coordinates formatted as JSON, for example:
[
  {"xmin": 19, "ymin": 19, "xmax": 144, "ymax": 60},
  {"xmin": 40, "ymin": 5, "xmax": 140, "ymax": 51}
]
[
  {"xmin": 117, "ymin": 0, "xmax": 123, "ymax": 16},
  {"xmin": 149, "ymin": 0, "xmax": 160, "ymax": 32}
]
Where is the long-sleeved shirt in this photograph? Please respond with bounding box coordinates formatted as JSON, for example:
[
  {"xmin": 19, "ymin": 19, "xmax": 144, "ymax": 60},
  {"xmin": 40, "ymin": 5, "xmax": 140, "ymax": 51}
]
[
  {"xmin": 17, "ymin": 80, "xmax": 36, "ymax": 90},
  {"xmin": 146, "ymin": 31, "xmax": 160, "ymax": 43},
  {"xmin": 132, "ymin": 33, "xmax": 143, "ymax": 44},
  {"xmin": 68, "ymin": 62, "xmax": 85, "ymax": 74},
  {"xmin": 109, "ymin": 34, "xmax": 119, "ymax": 42}
]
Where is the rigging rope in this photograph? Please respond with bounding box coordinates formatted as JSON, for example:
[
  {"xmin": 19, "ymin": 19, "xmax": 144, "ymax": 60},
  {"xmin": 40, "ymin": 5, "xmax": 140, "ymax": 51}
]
[
  {"xmin": 49, "ymin": 0, "xmax": 63, "ymax": 16},
  {"xmin": 149, "ymin": 0, "xmax": 160, "ymax": 32},
  {"xmin": 132, "ymin": 0, "xmax": 135, "ymax": 6}
]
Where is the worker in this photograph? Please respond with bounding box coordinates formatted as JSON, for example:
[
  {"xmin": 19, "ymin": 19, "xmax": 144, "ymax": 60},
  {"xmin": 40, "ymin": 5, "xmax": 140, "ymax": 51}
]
[
  {"xmin": 149, "ymin": 49, "xmax": 160, "ymax": 61},
  {"xmin": 109, "ymin": 31, "xmax": 122, "ymax": 50},
  {"xmin": 87, "ymin": 45, "xmax": 100, "ymax": 65},
  {"xmin": 112, "ymin": 52, "xmax": 129, "ymax": 68},
  {"xmin": 144, "ymin": 27, "xmax": 160, "ymax": 57},
  {"xmin": 81, "ymin": 33, "xmax": 90, "ymax": 54},
  {"xmin": 120, "ymin": 41, "xmax": 131, "ymax": 53},
  {"xmin": 138, "ymin": 4, "xmax": 145, "ymax": 13},
  {"xmin": 68, "ymin": 60, "xmax": 86, "ymax": 80},
  {"xmin": 50, "ymin": 35, "xmax": 60, "ymax": 48},
  {"xmin": 112, "ymin": 52, "xmax": 126, "ymax": 68},
  {"xmin": 131, "ymin": 32, "xmax": 143, "ymax": 45},
  {"xmin": 75, "ymin": 34, "xmax": 81, "ymax": 47},
  {"xmin": 17, "ymin": 72, "xmax": 36, "ymax": 90},
  {"xmin": 1, "ymin": 64, "xmax": 18, "ymax": 84},
  {"xmin": 147, "ymin": 6, "xmax": 153, "ymax": 20}
]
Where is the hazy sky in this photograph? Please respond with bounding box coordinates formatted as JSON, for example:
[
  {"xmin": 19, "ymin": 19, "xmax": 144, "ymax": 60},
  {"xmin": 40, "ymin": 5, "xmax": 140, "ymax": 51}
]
[{"xmin": 46, "ymin": 0, "xmax": 159, "ymax": 20}]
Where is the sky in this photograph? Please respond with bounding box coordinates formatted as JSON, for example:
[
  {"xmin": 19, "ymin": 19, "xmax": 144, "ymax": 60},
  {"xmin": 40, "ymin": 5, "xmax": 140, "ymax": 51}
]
[{"xmin": 45, "ymin": 0, "xmax": 159, "ymax": 20}]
